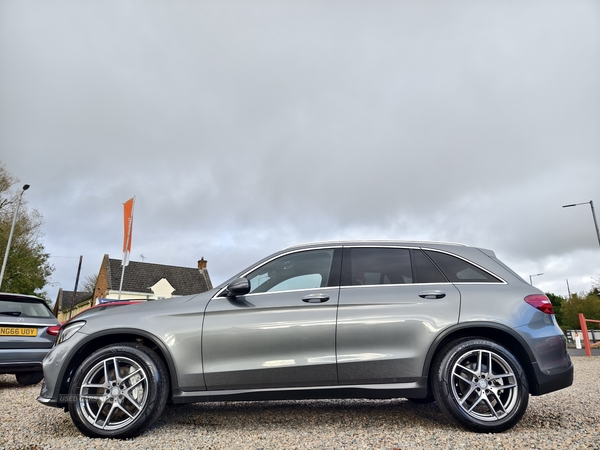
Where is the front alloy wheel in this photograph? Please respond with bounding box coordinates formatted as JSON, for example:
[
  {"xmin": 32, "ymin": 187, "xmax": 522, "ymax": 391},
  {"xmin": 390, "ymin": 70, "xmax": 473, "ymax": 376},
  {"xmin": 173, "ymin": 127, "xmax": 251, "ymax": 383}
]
[
  {"xmin": 432, "ymin": 339, "xmax": 529, "ymax": 432},
  {"xmin": 68, "ymin": 343, "xmax": 169, "ymax": 438}
]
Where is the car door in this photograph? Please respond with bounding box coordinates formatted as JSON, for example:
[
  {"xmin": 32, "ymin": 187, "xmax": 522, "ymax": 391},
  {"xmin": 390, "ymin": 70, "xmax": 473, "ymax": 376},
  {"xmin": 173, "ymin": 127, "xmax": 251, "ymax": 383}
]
[
  {"xmin": 202, "ymin": 247, "xmax": 341, "ymax": 390},
  {"xmin": 336, "ymin": 246, "xmax": 461, "ymax": 384}
]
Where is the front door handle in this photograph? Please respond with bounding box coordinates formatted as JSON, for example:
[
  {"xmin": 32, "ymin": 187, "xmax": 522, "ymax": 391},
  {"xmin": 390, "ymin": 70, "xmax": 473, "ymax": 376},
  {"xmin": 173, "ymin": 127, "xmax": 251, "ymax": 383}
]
[
  {"xmin": 302, "ymin": 294, "xmax": 330, "ymax": 303},
  {"xmin": 418, "ymin": 290, "xmax": 446, "ymax": 299}
]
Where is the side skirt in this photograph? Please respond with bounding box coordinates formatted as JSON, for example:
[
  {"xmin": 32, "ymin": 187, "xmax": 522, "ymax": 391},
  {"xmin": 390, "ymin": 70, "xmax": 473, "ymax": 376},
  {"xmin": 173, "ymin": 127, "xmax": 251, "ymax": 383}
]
[{"xmin": 171, "ymin": 378, "xmax": 428, "ymax": 404}]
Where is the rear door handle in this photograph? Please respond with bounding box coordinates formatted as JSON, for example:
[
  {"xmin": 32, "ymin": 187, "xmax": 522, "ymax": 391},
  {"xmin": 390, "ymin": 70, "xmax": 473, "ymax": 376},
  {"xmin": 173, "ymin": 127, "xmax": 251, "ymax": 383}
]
[
  {"xmin": 418, "ymin": 290, "xmax": 446, "ymax": 299},
  {"xmin": 302, "ymin": 294, "xmax": 330, "ymax": 303}
]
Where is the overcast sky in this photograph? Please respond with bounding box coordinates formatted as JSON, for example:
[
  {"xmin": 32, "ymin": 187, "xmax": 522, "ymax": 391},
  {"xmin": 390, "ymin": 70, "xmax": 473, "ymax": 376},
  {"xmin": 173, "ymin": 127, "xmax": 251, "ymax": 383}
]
[{"xmin": 1, "ymin": 0, "xmax": 599, "ymax": 302}]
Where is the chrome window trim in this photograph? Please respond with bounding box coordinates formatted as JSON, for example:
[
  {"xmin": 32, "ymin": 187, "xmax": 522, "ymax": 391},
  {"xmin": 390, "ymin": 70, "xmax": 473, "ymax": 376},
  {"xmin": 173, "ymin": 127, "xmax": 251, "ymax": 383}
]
[
  {"xmin": 340, "ymin": 281, "xmax": 452, "ymax": 290},
  {"xmin": 242, "ymin": 285, "xmax": 340, "ymax": 298},
  {"xmin": 0, "ymin": 322, "xmax": 55, "ymax": 327},
  {"xmin": 340, "ymin": 281, "xmax": 506, "ymax": 289}
]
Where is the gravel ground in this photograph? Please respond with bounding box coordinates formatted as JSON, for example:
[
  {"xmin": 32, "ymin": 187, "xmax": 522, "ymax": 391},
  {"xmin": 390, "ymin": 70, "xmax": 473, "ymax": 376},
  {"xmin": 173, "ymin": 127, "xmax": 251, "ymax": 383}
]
[{"xmin": 1, "ymin": 357, "xmax": 598, "ymax": 450}]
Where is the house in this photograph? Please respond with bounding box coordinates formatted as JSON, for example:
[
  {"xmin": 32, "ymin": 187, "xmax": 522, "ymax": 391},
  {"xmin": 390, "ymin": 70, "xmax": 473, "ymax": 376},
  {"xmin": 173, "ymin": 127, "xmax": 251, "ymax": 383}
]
[
  {"xmin": 93, "ymin": 254, "xmax": 213, "ymax": 303},
  {"xmin": 53, "ymin": 289, "xmax": 94, "ymax": 322}
]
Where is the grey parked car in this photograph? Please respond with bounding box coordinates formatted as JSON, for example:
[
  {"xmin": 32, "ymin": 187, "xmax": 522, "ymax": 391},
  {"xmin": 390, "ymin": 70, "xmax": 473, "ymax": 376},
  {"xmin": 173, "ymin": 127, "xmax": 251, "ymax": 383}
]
[
  {"xmin": 1, "ymin": 293, "xmax": 60, "ymax": 385},
  {"xmin": 38, "ymin": 241, "xmax": 573, "ymax": 438}
]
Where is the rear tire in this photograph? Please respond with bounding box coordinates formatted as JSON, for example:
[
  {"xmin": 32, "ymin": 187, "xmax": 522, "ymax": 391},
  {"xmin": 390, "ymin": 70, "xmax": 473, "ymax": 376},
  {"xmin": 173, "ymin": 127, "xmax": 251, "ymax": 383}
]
[
  {"xmin": 68, "ymin": 342, "xmax": 169, "ymax": 439},
  {"xmin": 432, "ymin": 338, "xmax": 529, "ymax": 433},
  {"xmin": 16, "ymin": 371, "xmax": 44, "ymax": 386},
  {"xmin": 406, "ymin": 394, "xmax": 435, "ymax": 404}
]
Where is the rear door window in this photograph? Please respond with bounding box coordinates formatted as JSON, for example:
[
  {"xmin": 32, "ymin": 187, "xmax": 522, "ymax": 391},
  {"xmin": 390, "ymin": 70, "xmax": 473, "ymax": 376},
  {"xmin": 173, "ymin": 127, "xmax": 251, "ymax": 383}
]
[
  {"xmin": 341, "ymin": 247, "xmax": 447, "ymax": 286},
  {"xmin": 345, "ymin": 247, "xmax": 412, "ymax": 285}
]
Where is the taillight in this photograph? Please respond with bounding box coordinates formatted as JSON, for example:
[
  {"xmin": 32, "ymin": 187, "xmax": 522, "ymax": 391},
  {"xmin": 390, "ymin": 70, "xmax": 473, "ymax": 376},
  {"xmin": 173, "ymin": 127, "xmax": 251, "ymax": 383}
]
[
  {"xmin": 47, "ymin": 325, "xmax": 61, "ymax": 336},
  {"xmin": 524, "ymin": 294, "xmax": 554, "ymax": 314}
]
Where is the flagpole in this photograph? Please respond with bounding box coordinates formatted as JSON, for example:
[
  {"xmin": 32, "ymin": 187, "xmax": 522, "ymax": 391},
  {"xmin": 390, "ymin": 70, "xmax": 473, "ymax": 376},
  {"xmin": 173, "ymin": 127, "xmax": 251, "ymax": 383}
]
[
  {"xmin": 68, "ymin": 256, "xmax": 83, "ymax": 320},
  {"xmin": 118, "ymin": 197, "xmax": 135, "ymax": 300}
]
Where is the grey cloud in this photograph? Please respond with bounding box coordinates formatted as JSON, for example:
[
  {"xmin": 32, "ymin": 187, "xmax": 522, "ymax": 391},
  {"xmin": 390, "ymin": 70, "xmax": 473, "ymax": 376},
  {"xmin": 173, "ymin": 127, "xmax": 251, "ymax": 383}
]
[{"xmin": 1, "ymin": 0, "xmax": 599, "ymax": 299}]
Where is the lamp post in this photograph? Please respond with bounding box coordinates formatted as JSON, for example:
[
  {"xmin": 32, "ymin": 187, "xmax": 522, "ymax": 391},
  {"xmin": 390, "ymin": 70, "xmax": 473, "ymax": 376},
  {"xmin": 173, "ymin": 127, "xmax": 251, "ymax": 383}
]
[
  {"xmin": 0, "ymin": 184, "xmax": 30, "ymax": 290},
  {"xmin": 529, "ymin": 273, "xmax": 544, "ymax": 285},
  {"xmin": 562, "ymin": 200, "xmax": 600, "ymax": 248}
]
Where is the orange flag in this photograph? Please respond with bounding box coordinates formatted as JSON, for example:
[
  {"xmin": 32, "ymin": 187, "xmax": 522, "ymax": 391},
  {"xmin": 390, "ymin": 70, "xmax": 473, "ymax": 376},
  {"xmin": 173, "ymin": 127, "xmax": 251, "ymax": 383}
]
[{"xmin": 122, "ymin": 197, "xmax": 135, "ymax": 266}]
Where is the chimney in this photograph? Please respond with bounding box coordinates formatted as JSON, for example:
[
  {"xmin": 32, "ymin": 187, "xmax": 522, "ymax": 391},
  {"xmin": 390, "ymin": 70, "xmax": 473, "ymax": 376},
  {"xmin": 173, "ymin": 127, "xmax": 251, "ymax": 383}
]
[{"xmin": 198, "ymin": 258, "xmax": 207, "ymax": 270}]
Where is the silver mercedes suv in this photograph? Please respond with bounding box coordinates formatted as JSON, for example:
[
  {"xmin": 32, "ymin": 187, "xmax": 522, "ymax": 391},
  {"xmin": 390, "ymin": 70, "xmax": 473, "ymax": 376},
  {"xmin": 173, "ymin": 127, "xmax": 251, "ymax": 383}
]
[{"xmin": 38, "ymin": 241, "xmax": 573, "ymax": 438}]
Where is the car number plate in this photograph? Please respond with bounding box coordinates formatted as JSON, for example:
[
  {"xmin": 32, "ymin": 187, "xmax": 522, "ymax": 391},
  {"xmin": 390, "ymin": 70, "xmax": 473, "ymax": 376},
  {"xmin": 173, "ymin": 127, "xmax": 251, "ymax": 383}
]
[{"xmin": 0, "ymin": 327, "xmax": 38, "ymax": 337}]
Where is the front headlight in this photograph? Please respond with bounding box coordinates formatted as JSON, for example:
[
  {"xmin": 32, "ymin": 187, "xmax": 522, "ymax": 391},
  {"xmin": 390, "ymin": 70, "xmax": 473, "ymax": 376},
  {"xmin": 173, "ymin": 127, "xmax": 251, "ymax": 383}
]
[{"xmin": 56, "ymin": 321, "xmax": 86, "ymax": 345}]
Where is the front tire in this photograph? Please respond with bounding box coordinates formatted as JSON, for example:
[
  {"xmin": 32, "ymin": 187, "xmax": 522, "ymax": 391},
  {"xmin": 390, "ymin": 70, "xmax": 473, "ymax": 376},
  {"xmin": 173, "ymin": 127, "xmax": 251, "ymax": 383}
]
[
  {"xmin": 432, "ymin": 338, "xmax": 529, "ymax": 433},
  {"xmin": 68, "ymin": 342, "xmax": 169, "ymax": 439}
]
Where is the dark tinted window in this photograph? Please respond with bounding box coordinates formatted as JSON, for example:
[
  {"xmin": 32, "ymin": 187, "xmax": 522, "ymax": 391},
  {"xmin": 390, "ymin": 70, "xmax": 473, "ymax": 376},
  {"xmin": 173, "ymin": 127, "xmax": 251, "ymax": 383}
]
[
  {"xmin": 411, "ymin": 249, "xmax": 448, "ymax": 283},
  {"xmin": 424, "ymin": 250, "xmax": 501, "ymax": 283},
  {"xmin": 247, "ymin": 249, "xmax": 335, "ymax": 293},
  {"xmin": 346, "ymin": 248, "xmax": 412, "ymax": 285}
]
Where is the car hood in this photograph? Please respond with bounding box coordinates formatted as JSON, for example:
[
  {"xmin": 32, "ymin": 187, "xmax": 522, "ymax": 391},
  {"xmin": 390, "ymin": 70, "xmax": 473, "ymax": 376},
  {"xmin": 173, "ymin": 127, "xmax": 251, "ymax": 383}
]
[{"xmin": 70, "ymin": 289, "xmax": 217, "ymax": 330}]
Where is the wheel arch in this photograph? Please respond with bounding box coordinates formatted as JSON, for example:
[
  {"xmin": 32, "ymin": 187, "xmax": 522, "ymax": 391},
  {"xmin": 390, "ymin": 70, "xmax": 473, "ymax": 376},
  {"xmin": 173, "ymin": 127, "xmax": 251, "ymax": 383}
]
[
  {"xmin": 57, "ymin": 329, "xmax": 178, "ymax": 408},
  {"xmin": 423, "ymin": 323, "xmax": 540, "ymax": 395}
]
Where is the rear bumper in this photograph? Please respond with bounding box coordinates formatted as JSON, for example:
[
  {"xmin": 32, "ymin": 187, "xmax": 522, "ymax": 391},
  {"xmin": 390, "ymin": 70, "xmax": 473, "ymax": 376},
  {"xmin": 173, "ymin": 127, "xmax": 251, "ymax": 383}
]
[
  {"xmin": 0, "ymin": 348, "xmax": 51, "ymax": 373},
  {"xmin": 0, "ymin": 361, "xmax": 43, "ymax": 374},
  {"xmin": 0, "ymin": 347, "xmax": 49, "ymax": 374},
  {"xmin": 531, "ymin": 354, "xmax": 574, "ymax": 396}
]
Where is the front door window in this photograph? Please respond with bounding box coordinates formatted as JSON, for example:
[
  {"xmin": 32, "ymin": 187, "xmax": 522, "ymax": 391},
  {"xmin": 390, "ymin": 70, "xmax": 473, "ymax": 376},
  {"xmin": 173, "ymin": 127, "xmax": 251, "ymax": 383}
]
[{"xmin": 247, "ymin": 249, "xmax": 335, "ymax": 294}]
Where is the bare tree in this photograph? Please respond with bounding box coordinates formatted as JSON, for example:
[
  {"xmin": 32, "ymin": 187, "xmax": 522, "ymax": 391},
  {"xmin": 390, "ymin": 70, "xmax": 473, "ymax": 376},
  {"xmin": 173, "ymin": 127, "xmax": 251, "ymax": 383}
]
[{"xmin": 81, "ymin": 274, "xmax": 98, "ymax": 294}]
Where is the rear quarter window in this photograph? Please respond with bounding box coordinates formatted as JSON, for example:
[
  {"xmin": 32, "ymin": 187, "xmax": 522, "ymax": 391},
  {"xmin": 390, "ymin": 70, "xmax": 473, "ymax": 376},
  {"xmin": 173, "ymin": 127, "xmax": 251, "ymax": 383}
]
[{"xmin": 424, "ymin": 250, "xmax": 502, "ymax": 283}]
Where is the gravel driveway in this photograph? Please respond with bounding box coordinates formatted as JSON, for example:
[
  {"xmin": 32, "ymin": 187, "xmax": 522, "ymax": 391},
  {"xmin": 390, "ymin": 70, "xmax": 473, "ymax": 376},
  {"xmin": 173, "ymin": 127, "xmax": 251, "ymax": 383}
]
[{"xmin": 1, "ymin": 357, "xmax": 598, "ymax": 449}]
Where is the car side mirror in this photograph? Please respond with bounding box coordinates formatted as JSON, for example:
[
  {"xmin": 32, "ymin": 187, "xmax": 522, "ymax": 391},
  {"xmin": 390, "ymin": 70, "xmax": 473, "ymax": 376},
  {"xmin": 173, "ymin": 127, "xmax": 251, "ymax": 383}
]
[{"xmin": 226, "ymin": 278, "xmax": 251, "ymax": 297}]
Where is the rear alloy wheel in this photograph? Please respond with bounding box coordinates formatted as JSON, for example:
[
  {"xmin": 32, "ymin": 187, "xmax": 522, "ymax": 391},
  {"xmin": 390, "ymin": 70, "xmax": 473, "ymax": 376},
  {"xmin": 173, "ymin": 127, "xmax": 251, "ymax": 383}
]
[
  {"xmin": 16, "ymin": 371, "xmax": 44, "ymax": 386},
  {"xmin": 68, "ymin": 343, "xmax": 169, "ymax": 439},
  {"xmin": 432, "ymin": 339, "xmax": 529, "ymax": 433}
]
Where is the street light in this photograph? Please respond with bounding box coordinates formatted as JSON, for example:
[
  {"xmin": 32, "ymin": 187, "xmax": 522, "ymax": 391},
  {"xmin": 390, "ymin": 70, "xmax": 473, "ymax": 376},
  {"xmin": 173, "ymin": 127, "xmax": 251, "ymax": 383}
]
[
  {"xmin": 0, "ymin": 184, "xmax": 30, "ymax": 290},
  {"xmin": 562, "ymin": 200, "xmax": 600, "ymax": 248},
  {"xmin": 529, "ymin": 273, "xmax": 544, "ymax": 285}
]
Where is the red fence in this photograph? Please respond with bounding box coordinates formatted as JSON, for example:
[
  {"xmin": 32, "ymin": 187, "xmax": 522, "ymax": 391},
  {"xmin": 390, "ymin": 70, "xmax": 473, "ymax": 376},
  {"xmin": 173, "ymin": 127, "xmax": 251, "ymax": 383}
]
[{"xmin": 578, "ymin": 313, "xmax": 600, "ymax": 356}]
